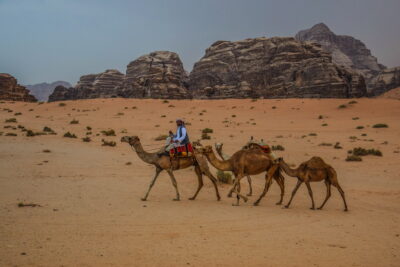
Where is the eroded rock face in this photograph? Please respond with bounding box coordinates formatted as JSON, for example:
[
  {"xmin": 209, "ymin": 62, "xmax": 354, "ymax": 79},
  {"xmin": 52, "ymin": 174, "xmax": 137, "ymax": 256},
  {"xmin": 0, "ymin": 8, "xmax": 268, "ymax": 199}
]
[
  {"xmin": 119, "ymin": 51, "xmax": 189, "ymax": 99},
  {"xmin": 295, "ymin": 23, "xmax": 385, "ymax": 89},
  {"xmin": 0, "ymin": 73, "xmax": 37, "ymax": 102},
  {"xmin": 48, "ymin": 69, "xmax": 124, "ymax": 101},
  {"xmin": 189, "ymin": 37, "xmax": 366, "ymax": 98},
  {"xmin": 370, "ymin": 67, "xmax": 400, "ymax": 96}
]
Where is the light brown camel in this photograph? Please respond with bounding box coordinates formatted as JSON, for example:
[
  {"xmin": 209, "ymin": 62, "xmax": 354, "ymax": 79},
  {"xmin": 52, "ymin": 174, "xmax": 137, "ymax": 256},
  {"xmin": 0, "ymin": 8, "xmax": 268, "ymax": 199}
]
[
  {"xmin": 215, "ymin": 143, "xmax": 253, "ymax": 196},
  {"xmin": 197, "ymin": 145, "xmax": 283, "ymax": 206},
  {"xmin": 277, "ymin": 157, "xmax": 348, "ymax": 211},
  {"xmin": 121, "ymin": 136, "xmax": 221, "ymax": 201}
]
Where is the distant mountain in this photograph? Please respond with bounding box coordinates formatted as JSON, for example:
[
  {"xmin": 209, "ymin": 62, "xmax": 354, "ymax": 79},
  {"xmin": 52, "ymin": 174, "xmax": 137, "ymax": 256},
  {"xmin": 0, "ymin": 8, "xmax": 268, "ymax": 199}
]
[
  {"xmin": 25, "ymin": 81, "xmax": 72, "ymax": 101},
  {"xmin": 295, "ymin": 23, "xmax": 385, "ymax": 90}
]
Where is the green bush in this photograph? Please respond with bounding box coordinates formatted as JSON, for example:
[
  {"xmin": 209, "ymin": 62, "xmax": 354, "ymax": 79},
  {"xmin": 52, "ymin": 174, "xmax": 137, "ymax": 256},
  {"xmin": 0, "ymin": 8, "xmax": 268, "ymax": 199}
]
[
  {"xmin": 346, "ymin": 155, "xmax": 362, "ymax": 162},
  {"xmin": 356, "ymin": 126, "xmax": 364, "ymax": 129},
  {"xmin": 64, "ymin": 132, "xmax": 77, "ymax": 138},
  {"xmin": 216, "ymin": 170, "xmax": 233, "ymax": 184},
  {"xmin": 43, "ymin": 126, "xmax": 53, "ymax": 132},
  {"xmin": 5, "ymin": 118, "xmax": 17, "ymax": 123},
  {"xmin": 5, "ymin": 132, "xmax": 17, "ymax": 136},
  {"xmin": 202, "ymin": 128, "xmax": 213, "ymax": 134},
  {"xmin": 58, "ymin": 102, "xmax": 66, "ymax": 107},
  {"xmin": 351, "ymin": 147, "xmax": 382, "ymax": 157},
  {"xmin": 372, "ymin": 123, "xmax": 388, "ymax": 128},
  {"xmin": 82, "ymin": 137, "xmax": 91, "ymax": 142},
  {"xmin": 348, "ymin": 100, "xmax": 358, "ymax": 104},
  {"xmin": 338, "ymin": 104, "xmax": 347, "ymax": 109},
  {"xmin": 101, "ymin": 129, "xmax": 116, "ymax": 136},
  {"xmin": 70, "ymin": 119, "xmax": 79, "ymax": 124},
  {"xmin": 271, "ymin": 145, "xmax": 285, "ymax": 151},
  {"xmin": 101, "ymin": 139, "xmax": 116, "ymax": 147},
  {"xmin": 201, "ymin": 133, "xmax": 211, "ymax": 140}
]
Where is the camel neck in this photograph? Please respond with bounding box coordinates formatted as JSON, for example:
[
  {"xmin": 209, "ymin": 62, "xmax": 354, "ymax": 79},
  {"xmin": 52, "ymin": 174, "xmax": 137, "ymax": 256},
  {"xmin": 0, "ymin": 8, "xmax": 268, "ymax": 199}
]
[
  {"xmin": 205, "ymin": 150, "xmax": 232, "ymax": 171},
  {"xmin": 216, "ymin": 148, "xmax": 230, "ymax": 161},
  {"xmin": 132, "ymin": 142, "xmax": 157, "ymax": 164},
  {"xmin": 279, "ymin": 160, "xmax": 298, "ymax": 177}
]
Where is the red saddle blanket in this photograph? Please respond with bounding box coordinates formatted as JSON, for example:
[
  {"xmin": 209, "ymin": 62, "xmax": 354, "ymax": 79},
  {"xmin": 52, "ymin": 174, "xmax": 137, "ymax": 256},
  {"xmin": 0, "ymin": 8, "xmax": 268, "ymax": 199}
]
[{"xmin": 169, "ymin": 143, "xmax": 194, "ymax": 157}]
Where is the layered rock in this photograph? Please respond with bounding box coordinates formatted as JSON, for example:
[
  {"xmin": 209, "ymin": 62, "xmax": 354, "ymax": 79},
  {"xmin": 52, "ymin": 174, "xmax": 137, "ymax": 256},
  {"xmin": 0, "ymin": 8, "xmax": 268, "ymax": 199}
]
[
  {"xmin": 0, "ymin": 73, "xmax": 37, "ymax": 102},
  {"xmin": 370, "ymin": 67, "xmax": 400, "ymax": 96},
  {"xmin": 25, "ymin": 81, "xmax": 71, "ymax": 102},
  {"xmin": 48, "ymin": 69, "xmax": 124, "ymax": 101},
  {"xmin": 119, "ymin": 51, "xmax": 189, "ymax": 99},
  {"xmin": 295, "ymin": 23, "xmax": 385, "ymax": 89},
  {"xmin": 189, "ymin": 37, "xmax": 366, "ymax": 98}
]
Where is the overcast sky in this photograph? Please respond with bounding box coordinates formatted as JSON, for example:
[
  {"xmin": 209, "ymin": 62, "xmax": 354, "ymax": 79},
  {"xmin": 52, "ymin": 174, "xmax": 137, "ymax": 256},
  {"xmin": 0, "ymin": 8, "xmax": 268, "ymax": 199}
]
[{"xmin": 1, "ymin": 0, "xmax": 399, "ymax": 85}]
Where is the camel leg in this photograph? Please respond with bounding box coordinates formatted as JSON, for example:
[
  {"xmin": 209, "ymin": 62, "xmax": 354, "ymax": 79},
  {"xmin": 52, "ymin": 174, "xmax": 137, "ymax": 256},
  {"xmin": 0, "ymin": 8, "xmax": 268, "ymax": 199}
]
[
  {"xmin": 231, "ymin": 175, "xmax": 248, "ymax": 206},
  {"xmin": 141, "ymin": 168, "xmax": 162, "ymax": 201},
  {"xmin": 334, "ymin": 183, "xmax": 348, "ymax": 212},
  {"xmin": 253, "ymin": 165, "xmax": 278, "ymax": 206},
  {"xmin": 317, "ymin": 180, "xmax": 331, "ymax": 210},
  {"xmin": 189, "ymin": 165, "xmax": 204, "ymax": 201},
  {"xmin": 305, "ymin": 181, "xmax": 315, "ymax": 210},
  {"xmin": 275, "ymin": 175, "xmax": 285, "ymax": 205},
  {"xmin": 284, "ymin": 180, "xmax": 302, "ymax": 208},
  {"xmin": 201, "ymin": 168, "xmax": 221, "ymax": 201},
  {"xmin": 246, "ymin": 175, "xmax": 253, "ymax": 196},
  {"xmin": 227, "ymin": 181, "xmax": 236, "ymax": 198},
  {"xmin": 166, "ymin": 170, "xmax": 180, "ymax": 201}
]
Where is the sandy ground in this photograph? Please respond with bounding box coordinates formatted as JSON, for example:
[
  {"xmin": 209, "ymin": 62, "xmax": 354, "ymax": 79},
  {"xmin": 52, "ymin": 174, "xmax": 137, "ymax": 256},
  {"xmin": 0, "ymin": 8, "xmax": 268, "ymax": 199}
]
[
  {"xmin": 0, "ymin": 98, "xmax": 399, "ymax": 267},
  {"xmin": 379, "ymin": 87, "xmax": 400, "ymax": 100}
]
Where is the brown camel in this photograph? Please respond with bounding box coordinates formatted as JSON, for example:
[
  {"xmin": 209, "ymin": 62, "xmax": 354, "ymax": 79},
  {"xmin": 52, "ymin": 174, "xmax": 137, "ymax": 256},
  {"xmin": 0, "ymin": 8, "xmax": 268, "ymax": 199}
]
[
  {"xmin": 121, "ymin": 136, "xmax": 221, "ymax": 201},
  {"xmin": 215, "ymin": 143, "xmax": 253, "ymax": 196},
  {"xmin": 197, "ymin": 145, "xmax": 283, "ymax": 206},
  {"xmin": 277, "ymin": 157, "xmax": 348, "ymax": 211}
]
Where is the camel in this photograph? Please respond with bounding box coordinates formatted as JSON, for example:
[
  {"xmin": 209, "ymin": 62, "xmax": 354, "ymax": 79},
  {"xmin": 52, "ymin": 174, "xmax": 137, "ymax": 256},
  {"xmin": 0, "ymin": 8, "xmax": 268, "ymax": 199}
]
[
  {"xmin": 214, "ymin": 143, "xmax": 253, "ymax": 196},
  {"xmin": 121, "ymin": 136, "xmax": 221, "ymax": 201},
  {"xmin": 277, "ymin": 157, "xmax": 348, "ymax": 211},
  {"xmin": 197, "ymin": 145, "xmax": 283, "ymax": 206}
]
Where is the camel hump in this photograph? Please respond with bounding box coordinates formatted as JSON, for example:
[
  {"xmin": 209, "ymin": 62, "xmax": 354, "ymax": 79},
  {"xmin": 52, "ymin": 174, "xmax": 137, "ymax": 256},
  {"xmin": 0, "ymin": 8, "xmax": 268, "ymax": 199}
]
[
  {"xmin": 248, "ymin": 143, "xmax": 271, "ymax": 154},
  {"xmin": 306, "ymin": 156, "xmax": 327, "ymax": 169}
]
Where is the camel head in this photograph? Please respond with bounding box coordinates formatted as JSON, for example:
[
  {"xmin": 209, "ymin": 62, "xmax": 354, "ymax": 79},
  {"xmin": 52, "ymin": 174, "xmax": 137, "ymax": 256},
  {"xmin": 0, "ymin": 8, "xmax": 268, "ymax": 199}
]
[
  {"xmin": 214, "ymin": 142, "xmax": 223, "ymax": 151},
  {"xmin": 276, "ymin": 157, "xmax": 284, "ymax": 164},
  {"xmin": 199, "ymin": 145, "xmax": 213, "ymax": 154},
  {"xmin": 121, "ymin": 135, "xmax": 140, "ymax": 146}
]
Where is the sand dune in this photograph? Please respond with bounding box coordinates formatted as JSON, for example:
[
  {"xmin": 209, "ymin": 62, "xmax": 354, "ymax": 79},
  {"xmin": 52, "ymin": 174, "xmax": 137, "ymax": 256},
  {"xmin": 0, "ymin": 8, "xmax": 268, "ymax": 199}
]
[{"xmin": 1, "ymin": 98, "xmax": 399, "ymax": 266}]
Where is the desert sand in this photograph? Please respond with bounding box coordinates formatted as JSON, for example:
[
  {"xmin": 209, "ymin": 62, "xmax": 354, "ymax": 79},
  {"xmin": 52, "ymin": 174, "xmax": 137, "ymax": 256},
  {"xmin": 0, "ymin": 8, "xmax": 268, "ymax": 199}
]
[{"xmin": 1, "ymin": 98, "xmax": 399, "ymax": 267}]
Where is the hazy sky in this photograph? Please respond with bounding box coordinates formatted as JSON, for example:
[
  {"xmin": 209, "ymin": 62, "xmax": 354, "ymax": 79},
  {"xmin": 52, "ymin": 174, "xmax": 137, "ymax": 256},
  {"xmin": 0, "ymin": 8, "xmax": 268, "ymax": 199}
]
[{"xmin": 1, "ymin": 0, "xmax": 399, "ymax": 85}]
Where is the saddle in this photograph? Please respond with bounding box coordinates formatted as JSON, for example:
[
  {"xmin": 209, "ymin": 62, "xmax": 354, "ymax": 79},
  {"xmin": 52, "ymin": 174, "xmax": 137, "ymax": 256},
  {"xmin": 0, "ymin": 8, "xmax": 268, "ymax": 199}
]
[
  {"xmin": 169, "ymin": 143, "xmax": 194, "ymax": 158},
  {"xmin": 247, "ymin": 143, "xmax": 271, "ymax": 154}
]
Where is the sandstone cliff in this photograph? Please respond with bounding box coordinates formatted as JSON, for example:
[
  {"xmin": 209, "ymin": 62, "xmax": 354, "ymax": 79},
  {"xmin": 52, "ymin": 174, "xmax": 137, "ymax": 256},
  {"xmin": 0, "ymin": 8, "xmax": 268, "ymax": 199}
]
[
  {"xmin": 295, "ymin": 23, "xmax": 385, "ymax": 89},
  {"xmin": 370, "ymin": 67, "xmax": 400, "ymax": 96},
  {"xmin": 189, "ymin": 37, "xmax": 366, "ymax": 98},
  {"xmin": 0, "ymin": 73, "xmax": 37, "ymax": 102},
  {"xmin": 25, "ymin": 81, "xmax": 71, "ymax": 102}
]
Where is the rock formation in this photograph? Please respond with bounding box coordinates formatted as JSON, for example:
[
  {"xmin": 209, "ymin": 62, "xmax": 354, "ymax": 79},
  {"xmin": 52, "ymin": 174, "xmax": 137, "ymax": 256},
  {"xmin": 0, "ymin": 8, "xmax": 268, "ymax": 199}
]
[
  {"xmin": 119, "ymin": 51, "xmax": 189, "ymax": 99},
  {"xmin": 0, "ymin": 73, "xmax": 37, "ymax": 102},
  {"xmin": 370, "ymin": 67, "xmax": 400, "ymax": 96},
  {"xmin": 295, "ymin": 23, "xmax": 385, "ymax": 89},
  {"xmin": 25, "ymin": 81, "xmax": 71, "ymax": 102},
  {"xmin": 189, "ymin": 37, "xmax": 366, "ymax": 98},
  {"xmin": 48, "ymin": 69, "xmax": 124, "ymax": 101}
]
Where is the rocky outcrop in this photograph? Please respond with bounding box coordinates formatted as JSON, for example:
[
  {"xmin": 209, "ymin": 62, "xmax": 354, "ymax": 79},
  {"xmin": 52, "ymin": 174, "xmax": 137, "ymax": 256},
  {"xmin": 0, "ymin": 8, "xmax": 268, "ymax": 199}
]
[
  {"xmin": 370, "ymin": 67, "xmax": 400, "ymax": 96},
  {"xmin": 48, "ymin": 69, "xmax": 124, "ymax": 101},
  {"xmin": 0, "ymin": 73, "xmax": 37, "ymax": 102},
  {"xmin": 189, "ymin": 37, "xmax": 366, "ymax": 98},
  {"xmin": 295, "ymin": 23, "xmax": 385, "ymax": 89},
  {"xmin": 25, "ymin": 81, "xmax": 71, "ymax": 102},
  {"xmin": 119, "ymin": 51, "xmax": 189, "ymax": 99}
]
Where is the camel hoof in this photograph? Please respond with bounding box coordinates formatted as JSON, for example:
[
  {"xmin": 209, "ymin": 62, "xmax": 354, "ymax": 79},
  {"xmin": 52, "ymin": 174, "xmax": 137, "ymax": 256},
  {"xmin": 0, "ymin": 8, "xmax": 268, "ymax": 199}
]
[
  {"xmin": 141, "ymin": 198, "xmax": 147, "ymax": 201},
  {"xmin": 247, "ymin": 193, "xmax": 252, "ymax": 197},
  {"xmin": 173, "ymin": 198, "xmax": 180, "ymax": 201},
  {"xmin": 317, "ymin": 207, "xmax": 323, "ymax": 210},
  {"xmin": 243, "ymin": 198, "xmax": 248, "ymax": 203},
  {"xmin": 284, "ymin": 205, "xmax": 289, "ymax": 209},
  {"xmin": 253, "ymin": 202, "xmax": 259, "ymax": 206},
  {"xmin": 188, "ymin": 197, "xmax": 195, "ymax": 201},
  {"xmin": 275, "ymin": 202, "xmax": 282, "ymax": 205},
  {"xmin": 232, "ymin": 203, "xmax": 240, "ymax": 206},
  {"xmin": 227, "ymin": 194, "xmax": 233, "ymax": 198},
  {"xmin": 217, "ymin": 197, "xmax": 221, "ymax": 201},
  {"xmin": 344, "ymin": 208, "xmax": 349, "ymax": 212},
  {"xmin": 310, "ymin": 207, "xmax": 315, "ymax": 210}
]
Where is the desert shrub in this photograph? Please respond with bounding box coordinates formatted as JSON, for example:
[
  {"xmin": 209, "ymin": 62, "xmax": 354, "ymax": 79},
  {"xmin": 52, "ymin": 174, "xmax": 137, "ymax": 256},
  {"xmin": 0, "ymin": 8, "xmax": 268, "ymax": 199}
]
[
  {"xmin": 5, "ymin": 118, "xmax": 17, "ymax": 123},
  {"xmin": 63, "ymin": 132, "xmax": 77, "ymax": 138},
  {"xmin": 348, "ymin": 100, "xmax": 358, "ymax": 104},
  {"xmin": 126, "ymin": 162, "xmax": 132, "ymax": 165},
  {"xmin": 356, "ymin": 126, "xmax": 364, "ymax": 129},
  {"xmin": 251, "ymin": 99, "xmax": 257, "ymax": 102},
  {"xmin": 43, "ymin": 126, "xmax": 53, "ymax": 132},
  {"xmin": 14, "ymin": 112, "xmax": 22, "ymax": 116},
  {"xmin": 168, "ymin": 104, "xmax": 175, "ymax": 108},
  {"xmin": 349, "ymin": 136, "xmax": 357, "ymax": 140},
  {"xmin": 272, "ymin": 106, "xmax": 277, "ymax": 109},
  {"xmin": 101, "ymin": 139, "xmax": 116, "ymax": 147},
  {"xmin": 216, "ymin": 170, "xmax": 233, "ymax": 184},
  {"xmin": 346, "ymin": 155, "xmax": 362, "ymax": 162},
  {"xmin": 201, "ymin": 133, "xmax": 211, "ymax": 140},
  {"xmin": 308, "ymin": 133, "xmax": 317, "ymax": 136},
  {"xmin": 42, "ymin": 149, "xmax": 51, "ymax": 153},
  {"xmin": 271, "ymin": 145, "xmax": 285, "ymax": 151},
  {"xmin": 132, "ymin": 106, "xmax": 137, "ymax": 109},
  {"xmin": 70, "ymin": 119, "xmax": 79, "ymax": 124},
  {"xmin": 318, "ymin": 115, "xmax": 324, "ymax": 119},
  {"xmin": 154, "ymin": 134, "xmax": 168, "ymax": 141},
  {"xmin": 352, "ymin": 117, "xmax": 360, "ymax": 120},
  {"xmin": 5, "ymin": 132, "xmax": 17, "ymax": 136},
  {"xmin": 82, "ymin": 137, "xmax": 91, "ymax": 142},
  {"xmin": 372, "ymin": 123, "xmax": 388, "ymax": 128},
  {"xmin": 161, "ymin": 115, "xmax": 166, "ymax": 118},
  {"xmin": 361, "ymin": 133, "xmax": 367, "ymax": 136},
  {"xmin": 163, "ymin": 100, "xmax": 169, "ymax": 103},
  {"xmin": 351, "ymin": 147, "xmax": 382, "ymax": 157},
  {"xmin": 0, "ymin": 132, "xmax": 3, "ymax": 136},
  {"xmin": 334, "ymin": 142, "xmax": 343, "ymax": 149},
  {"xmin": 231, "ymin": 114, "xmax": 236, "ymax": 117},
  {"xmin": 322, "ymin": 123, "xmax": 328, "ymax": 126},
  {"xmin": 86, "ymin": 126, "xmax": 92, "ymax": 130},
  {"xmin": 101, "ymin": 129, "xmax": 115, "ymax": 136},
  {"xmin": 318, "ymin": 143, "xmax": 332, "ymax": 146},
  {"xmin": 26, "ymin": 130, "xmax": 36, "ymax": 137},
  {"xmin": 338, "ymin": 104, "xmax": 347, "ymax": 109},
  {"xmin": 58, "ymin": 102, "xmax": 66, "ymax": 107},
  {"xmin": 202, "ymin": 128, "xmax": 213, "ymax": 134}
]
